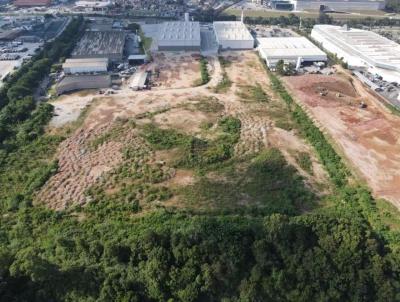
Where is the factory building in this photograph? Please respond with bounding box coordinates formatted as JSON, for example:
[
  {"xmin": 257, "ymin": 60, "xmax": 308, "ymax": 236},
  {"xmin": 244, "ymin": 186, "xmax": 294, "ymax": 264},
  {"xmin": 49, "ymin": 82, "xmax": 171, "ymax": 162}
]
[
  {"xmin": 13, "ymin": 0, "xmax": 51, "ymax": 6},
  {"xmin": 158, "ymin": 21, "xmax": 201, "ymax": 51},
  {"xmin": 56, "ymin": 74, "xmax": 111, "ymax": 95},
  {"xmin": 213, "ymin": 21, "xmax": 254, "ymax": 50},
  {"xmin": 291, "ymin": 0, "xmax": 386, "ymax": 11},
  {"xmin": 311, "ymin": 25, "xmax": 400, "ymax": 83},
  {"xmin": 75, "ymin": 0, "xmax": 113, "ymax": 12},
  {"xmin": 62, "ymin": 58, "xmax": 109, "ymax": 74},
  {"xmin": 72, "ymin": 31, "xmax": 126, "ymax": 62},
  {"xmin": 258, "ymin": 37, "xmax": 327, "ymax": 68}
]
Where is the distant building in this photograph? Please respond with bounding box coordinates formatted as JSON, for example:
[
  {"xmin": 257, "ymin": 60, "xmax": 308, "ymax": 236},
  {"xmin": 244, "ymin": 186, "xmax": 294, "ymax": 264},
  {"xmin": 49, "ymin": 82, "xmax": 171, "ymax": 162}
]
[
  {"xmin": 311, "ymin": 25, "xmax": 400, "ymax": 83},
  {"xmin": 75, "ymin": 0, "xmax": 113, "ymax": 12},
  {"xmin": 56, "ymin": 74, "xmax": 111, "ymax": 95},
  {"xmin": 158, "ymin": 21, "xmax": 201, "ymax": 51},
  {"xmin": 276, "ymin": 0, "xmax": 386, "ymax": 11},
  {"xmin": 72, "ymin": 31, "xmax": 126, "ymax": 62},
  {"xmin": 62, "ymin": 58, "xmax": 109, "ymax": 74},
  {"xmin": 14, "ymin": 0, "xmax": 51, "ymax": 7},
  {"xmin": 213, "ymin": 21, "xmax": 254, "ymax": 50},
  {"xmin": 0, "ymin": 29, "xmax": 23, "ymax": 41},
  {"xmin": 258, "ymin": 37, "xmax": 327, "ymax": 68},
  {"xmin": 128, "ymin": 54, "xmax": 148, "ymax": 65}
]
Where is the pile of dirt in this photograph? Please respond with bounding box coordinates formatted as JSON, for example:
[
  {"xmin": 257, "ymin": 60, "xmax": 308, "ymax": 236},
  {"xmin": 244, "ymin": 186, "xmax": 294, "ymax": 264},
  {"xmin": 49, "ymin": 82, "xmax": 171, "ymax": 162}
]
[{"xmin": 286, "ymin": 75, "xmax": 360, "ymax": 108}]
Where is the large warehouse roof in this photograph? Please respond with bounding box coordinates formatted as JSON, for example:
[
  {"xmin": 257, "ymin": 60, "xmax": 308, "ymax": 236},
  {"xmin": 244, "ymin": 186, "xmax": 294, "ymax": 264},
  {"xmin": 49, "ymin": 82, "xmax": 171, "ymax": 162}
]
[
  {"xmin": 14, "ymin": 0, "xmax": 50, "ymax": 6},
  {"xmin": 312, "ymin": 25, "xmax": 400, "ymax": 73},
  {"xmin": 213, "ymin": 21, "xmax": 253, "ymax": 41},
  {"xmin": 72, "ymin": 31, "xmax": 126, "ymax": 58},
  {"xmin": 158, "ymin": 21, "xmax": 200, "ymax": 42},
  {"xmin": 258, "ymin": 37, "xmax": 327, "ymax": 65}
]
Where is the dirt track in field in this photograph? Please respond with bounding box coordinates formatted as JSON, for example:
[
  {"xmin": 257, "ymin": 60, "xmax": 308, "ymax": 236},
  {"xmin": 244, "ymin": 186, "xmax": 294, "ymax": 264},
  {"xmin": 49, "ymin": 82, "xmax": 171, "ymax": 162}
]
[{"xmin": 38, "ymin": 51, "xmax": 329, "ymax": 210}]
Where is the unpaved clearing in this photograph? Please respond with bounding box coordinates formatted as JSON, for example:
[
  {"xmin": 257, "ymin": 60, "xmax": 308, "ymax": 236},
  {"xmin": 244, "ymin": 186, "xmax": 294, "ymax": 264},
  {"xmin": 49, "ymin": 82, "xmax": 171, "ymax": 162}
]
[
  {"xmin": 38, "ymin": 51, "xmax": 330, "ymax": 210},
  {"xmin": 284, "ymin": 73, "xmax": 400, "ymax": 209},
  {"xmin": 151, "ymin": 52, "xmax": 202, "ymax": 89},
  {"xmin": 49, "ymin": 93, "xmax": 95, "ymax": 127}
]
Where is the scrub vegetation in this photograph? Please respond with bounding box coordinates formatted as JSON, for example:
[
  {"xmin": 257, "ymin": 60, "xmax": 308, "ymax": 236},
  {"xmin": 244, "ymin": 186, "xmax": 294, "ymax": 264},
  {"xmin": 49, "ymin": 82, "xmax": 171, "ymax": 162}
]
[{"xmin": 0, "ymin": 43, "xmax": 400, "ymax": 302}]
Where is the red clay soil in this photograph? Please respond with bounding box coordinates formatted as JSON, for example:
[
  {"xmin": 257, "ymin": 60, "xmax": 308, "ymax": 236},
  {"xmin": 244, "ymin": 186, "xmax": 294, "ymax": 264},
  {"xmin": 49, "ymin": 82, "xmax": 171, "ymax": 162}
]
[{"xmin": 284, "ymin": 74, "xmax": 400, "ymax": 209}]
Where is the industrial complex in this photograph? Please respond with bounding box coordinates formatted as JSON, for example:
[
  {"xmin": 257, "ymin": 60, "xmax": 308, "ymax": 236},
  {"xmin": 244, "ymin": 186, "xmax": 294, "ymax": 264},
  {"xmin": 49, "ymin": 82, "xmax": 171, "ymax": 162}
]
[
  {"xmin": 257, "ymin": 37, "xmax": 327, "ymax": 68},
  {"xmin": 311, "ymin": 24, "xmax": 400, "ymax": 83}
]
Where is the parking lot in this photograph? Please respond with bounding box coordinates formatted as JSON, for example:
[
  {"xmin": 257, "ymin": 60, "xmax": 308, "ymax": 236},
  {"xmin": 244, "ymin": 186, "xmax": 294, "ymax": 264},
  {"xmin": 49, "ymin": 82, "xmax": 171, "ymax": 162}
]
[
  {"xmin": 0, "ymin": 42, "xmax": 42, "ymax": 85},
  {"xmin": 355, "ymin": 69, "xmax": 400, "ymax": 108}
]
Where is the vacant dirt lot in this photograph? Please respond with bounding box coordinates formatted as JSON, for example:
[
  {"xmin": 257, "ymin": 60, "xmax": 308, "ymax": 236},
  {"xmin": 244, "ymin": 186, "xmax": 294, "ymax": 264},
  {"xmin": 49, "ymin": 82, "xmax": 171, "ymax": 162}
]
[
  {"xmin": 38, "ymin": 51, "xmax": 329, "ymax": 210},
  {"xmin": 285, "ymin": 73, "xmax": 400, "ymax": 208},
  {"xmin": 151, "ymin": 52, "xmax": 202, "ymax": 89}
]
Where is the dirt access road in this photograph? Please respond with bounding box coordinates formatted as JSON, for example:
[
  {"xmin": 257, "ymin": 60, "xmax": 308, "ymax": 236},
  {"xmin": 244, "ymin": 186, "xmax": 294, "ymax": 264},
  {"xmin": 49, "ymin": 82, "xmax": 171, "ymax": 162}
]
[{"xmin": 284, "ymin": 72, "xmax": 400, "ymax": 209}]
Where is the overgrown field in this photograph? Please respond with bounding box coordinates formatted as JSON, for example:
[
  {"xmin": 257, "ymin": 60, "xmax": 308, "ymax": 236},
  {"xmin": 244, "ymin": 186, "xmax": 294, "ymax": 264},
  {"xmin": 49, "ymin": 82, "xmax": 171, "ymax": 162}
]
[{"xmin": 0, "ymin": 50, "xmax": 400, "ymax": 301}]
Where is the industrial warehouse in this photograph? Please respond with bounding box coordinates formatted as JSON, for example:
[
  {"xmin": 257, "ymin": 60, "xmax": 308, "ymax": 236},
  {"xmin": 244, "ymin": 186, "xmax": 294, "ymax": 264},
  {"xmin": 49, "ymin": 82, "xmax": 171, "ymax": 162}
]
[
  {"xmin": 213, "ymin": 21, "xmax": 254, "ymax": 50},
  {"xmin": 71, "ymin": 31, "xmax": 126, "ymax": 62},
  {"xmin": 55, "ymin": 74, "xmax": 111, "ymax": 95},
  {"xmin": 62, "ymin": 58, "xmax": 109, "ymax": 74},
  {"xmin": 157, "ymin": 21, "xmax": 201, "ymax": 51},
  {"xmin": 311, "ymin": 25, "xmax": 400, "ymax": 83},
  {"xmin": 257, "ymin": 37, "xmax": 327, "ymax": 69}
]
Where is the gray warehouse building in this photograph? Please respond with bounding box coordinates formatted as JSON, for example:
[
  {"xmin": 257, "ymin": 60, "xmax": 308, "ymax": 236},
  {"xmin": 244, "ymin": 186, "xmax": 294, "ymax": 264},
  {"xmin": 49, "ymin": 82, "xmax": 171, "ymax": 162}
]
[
  {"xmin": 62, "ymin": 58, "xmax": 109, "ymax": 74},
  {"xmin": 72, "ymin": 31, "xmax": 126, "ymax": 62},
  {"xmin": 158, "ymin": 21, "xmax": 201, "ymax": 51},
  {"xmin": 56, "ymin": 74, "xmax": 111, "ymax": 95}
]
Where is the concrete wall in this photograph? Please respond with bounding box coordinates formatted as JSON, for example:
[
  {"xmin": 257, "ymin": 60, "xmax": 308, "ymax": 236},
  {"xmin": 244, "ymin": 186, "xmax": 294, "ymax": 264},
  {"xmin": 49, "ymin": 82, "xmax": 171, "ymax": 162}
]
[
  {"xmin": 157, "ymin": 45, "xmax": 200, "ymax": 51},
  {"xmin": 218, "ymin": 39, "xmax": 254, "ymax": 50}
]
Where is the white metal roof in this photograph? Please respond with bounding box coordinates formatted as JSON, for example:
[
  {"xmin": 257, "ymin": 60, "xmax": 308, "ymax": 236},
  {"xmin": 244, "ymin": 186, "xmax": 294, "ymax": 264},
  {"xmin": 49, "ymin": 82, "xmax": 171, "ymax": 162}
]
[
  {"xmin": 213, "ymin": 21, "xmax": 253, "ymax": 41},
  {"xmin": 63, "ymin": 57, "xmax": 109, "ymax": 68},
  {"xmin": 158, "ymin": 21, "xmax": 200, "ymax": 42},
  {"xmin": 258, "ymin": 37, "xmax": 327, "ymax": 59},
  {"xmin": 312, "ymin": 25, "xmax": 400, "ymax": 72},
  {"xmin": 130, "ymin": 71, "xmax": 148, "ymax": 89},
  {"xmin": 75, "ymin": 1, "xmax": 112, "ymax": 8}
]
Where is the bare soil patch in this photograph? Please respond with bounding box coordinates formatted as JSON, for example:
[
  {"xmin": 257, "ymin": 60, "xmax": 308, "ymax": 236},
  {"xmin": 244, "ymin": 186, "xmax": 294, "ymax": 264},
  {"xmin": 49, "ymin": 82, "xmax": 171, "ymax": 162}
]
[
  {"xmin": 285, "ymin": 73, "xmax": 400, "ymax": 208},
  {"xmin": 39, "ymin": 51, "xmax": 331, "ymax": 210},
  {"xmin": 151, "ymin": 52, "xmax": 201, "ymax": 89}
]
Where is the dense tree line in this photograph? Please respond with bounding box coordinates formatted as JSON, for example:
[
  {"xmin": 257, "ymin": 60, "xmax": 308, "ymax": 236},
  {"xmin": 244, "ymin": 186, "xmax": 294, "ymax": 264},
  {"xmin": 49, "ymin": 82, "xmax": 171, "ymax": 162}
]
[
  {"xmin": 0, "ymin": 16, "xmax": 84, "ymax": 148},
  {"xmin": 0, "ymin": 14, "xmax": 400, "ymax": 302},
  {"xmin": 386, "ymin": 0, "xmax": 400, "ymax": 13},
  {"xmin": 220, "ymin": 13, "xmax": 400, "ymax": 29},
  {"xmin": 0, "ymin": 207, "xmax": 399, "ymax": 302},
  {"xmin": 268, "ymin": 72, "xmax": 349, "ymax": 187}
]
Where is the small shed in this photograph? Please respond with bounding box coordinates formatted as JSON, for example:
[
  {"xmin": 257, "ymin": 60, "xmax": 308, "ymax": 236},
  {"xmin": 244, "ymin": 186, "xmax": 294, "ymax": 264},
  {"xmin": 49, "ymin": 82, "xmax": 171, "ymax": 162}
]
[{"xmin": 128, "ymin": 54, "xmax": 148, "ymax": 65}]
